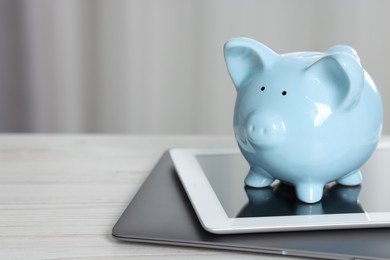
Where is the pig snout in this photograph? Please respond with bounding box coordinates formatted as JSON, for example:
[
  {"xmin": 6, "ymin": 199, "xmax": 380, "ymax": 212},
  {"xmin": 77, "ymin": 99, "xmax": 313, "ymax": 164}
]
[{"xmin": 245, "ymin": 112, "xmax": 287, "ymax": 146}]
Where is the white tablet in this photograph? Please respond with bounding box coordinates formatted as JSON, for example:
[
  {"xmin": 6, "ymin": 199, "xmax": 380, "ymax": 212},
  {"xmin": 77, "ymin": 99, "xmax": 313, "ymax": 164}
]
[{"xmin": 170, "ymin": 145, "xmax": 390, "ymax": 234}]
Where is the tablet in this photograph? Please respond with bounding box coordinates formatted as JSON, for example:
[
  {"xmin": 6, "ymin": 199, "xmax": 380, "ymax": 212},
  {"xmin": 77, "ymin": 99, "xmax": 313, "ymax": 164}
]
[{"xmin": 170, "ymin": 144, "xmax": 390, "ymax": 234}]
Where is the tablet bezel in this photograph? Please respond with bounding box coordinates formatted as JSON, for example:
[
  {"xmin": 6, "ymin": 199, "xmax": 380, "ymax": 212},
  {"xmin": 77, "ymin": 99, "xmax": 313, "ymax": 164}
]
[{"xmin": 170, "ymin": 146, "xmax": 390, "ymax": 234}]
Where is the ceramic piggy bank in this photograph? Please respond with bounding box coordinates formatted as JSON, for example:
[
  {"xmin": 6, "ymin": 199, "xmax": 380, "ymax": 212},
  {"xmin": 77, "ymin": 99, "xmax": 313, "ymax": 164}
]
[{"xmin": 224, "ymin": 37, "xmax": 383, "ymax": 203}]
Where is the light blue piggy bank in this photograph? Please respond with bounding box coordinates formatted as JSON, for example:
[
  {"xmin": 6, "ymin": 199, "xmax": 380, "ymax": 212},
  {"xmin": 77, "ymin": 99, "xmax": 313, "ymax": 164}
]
[{"xmin": 224, "ymin": 37, "xmax": 383, "ymax": 203}]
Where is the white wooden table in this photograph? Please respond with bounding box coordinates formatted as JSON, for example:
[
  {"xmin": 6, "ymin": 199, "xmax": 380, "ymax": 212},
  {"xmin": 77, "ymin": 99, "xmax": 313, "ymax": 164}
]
[{"xmin": 0, "ymin": 134, "xmax": 316, "ymax": 259}]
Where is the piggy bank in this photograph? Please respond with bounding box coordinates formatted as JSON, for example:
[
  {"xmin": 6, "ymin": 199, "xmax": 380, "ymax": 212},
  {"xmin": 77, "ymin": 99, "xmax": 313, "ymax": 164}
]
[{"xmin": 224, "ymin": 37, "xmax": 383, "ymax": 203}]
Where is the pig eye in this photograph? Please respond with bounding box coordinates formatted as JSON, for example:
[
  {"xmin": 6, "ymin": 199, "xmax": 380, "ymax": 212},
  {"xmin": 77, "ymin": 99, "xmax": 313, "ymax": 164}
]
[
  {"xmin": 282, "ymin": 91, "xmax": 287, "ymax": 96},
  {"xmin": 260, "ymin": 86, "xmax": 266, "ymax": 91}
]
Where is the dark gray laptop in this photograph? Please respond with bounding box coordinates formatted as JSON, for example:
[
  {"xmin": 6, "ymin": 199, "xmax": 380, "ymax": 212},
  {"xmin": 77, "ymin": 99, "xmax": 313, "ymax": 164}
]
[{"xmin": 112, "ymin": 151, "xmax": 390, "ymax": 260}]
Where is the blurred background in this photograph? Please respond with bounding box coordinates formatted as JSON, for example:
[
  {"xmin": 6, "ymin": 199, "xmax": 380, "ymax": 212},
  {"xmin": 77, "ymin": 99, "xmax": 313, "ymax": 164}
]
[{"xmin": 1, "ymin": 0, "xmax": 390, "ymax": 134}]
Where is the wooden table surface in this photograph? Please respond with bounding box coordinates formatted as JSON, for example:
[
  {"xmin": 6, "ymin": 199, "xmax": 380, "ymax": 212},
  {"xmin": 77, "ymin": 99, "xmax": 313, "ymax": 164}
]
[{"xmin": 0, "ymin": 134, "xmax": 320, "ymax": 259}]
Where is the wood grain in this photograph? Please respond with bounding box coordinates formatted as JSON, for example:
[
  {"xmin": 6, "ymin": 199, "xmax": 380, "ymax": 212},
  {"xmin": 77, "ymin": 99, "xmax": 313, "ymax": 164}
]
[{"xmin": 0, "ymin": 134, "xmax": 310, "ymax": 259}]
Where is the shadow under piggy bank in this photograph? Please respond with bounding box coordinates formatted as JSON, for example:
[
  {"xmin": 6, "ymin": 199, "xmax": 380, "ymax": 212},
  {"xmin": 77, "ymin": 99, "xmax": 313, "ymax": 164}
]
[{"xmin": 238, "ymin": 183, "xmax": 364, "ymax": 217}]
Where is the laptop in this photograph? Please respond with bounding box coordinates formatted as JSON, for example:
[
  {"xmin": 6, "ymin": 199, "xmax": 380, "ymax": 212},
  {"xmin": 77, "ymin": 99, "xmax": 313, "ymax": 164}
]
[{"xmin": 112, "ymin": 150, "xmax": 390, "ymax": 260}]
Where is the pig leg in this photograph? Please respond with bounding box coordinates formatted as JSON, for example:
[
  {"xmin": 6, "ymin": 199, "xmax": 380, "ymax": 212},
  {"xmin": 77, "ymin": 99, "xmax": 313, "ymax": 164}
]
[
  {"xmin": 296, "ymin": 183, "xmax": 324, "ymax": 204},
  {"xmin": 337, "ymin": 169, "xmax": 362, "ymax": 186},
  {"xmin": 244, "ymin": 166, "xmax": 274, "ymax": 188}
]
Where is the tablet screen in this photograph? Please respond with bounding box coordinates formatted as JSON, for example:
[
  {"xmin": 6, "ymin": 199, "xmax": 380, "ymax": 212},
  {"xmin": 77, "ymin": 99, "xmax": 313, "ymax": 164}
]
[{"xmin": 196, "ymin": 150, "xmax": 390, "ymax": 218}]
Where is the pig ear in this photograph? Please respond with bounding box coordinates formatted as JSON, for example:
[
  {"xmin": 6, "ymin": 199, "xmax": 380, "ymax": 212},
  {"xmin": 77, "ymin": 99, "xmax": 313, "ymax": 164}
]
[
  {"xmin": 326, "ymin": 45, "xmax": 360, "ymax": 62},
  {"xmin": 224, "ymin": 38, "xmax": 278, "ymax": 90},
  {"xmin": 306, "ymin": 53, "xmax": 364, "ymax": 112}
]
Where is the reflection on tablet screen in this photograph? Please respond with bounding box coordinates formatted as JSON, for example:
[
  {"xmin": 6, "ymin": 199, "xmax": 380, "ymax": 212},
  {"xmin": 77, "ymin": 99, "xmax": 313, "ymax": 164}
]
[
  {"xmin": 238, "ymin": 183, "xmax": 363, "ymax": 217},
  {"xmin": 196, "ymin": 152, "xmax": 390, "ymax": 218}
]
